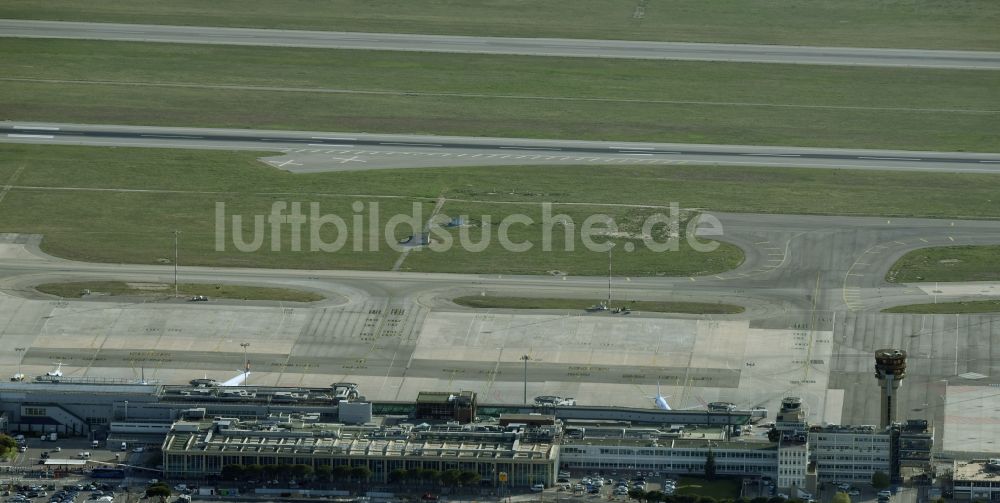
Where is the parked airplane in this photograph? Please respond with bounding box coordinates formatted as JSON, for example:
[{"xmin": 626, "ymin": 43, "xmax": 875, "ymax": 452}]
[
  {"xmin": 219, "ymin": 362, "xmax": 251, "ymax": 387},
  {"xmin": 45, "ymin": 362, "xmax": 63, "ymax": 377},
  {"xmin": 653, "ymin": 381, "xmax": 672, "ymax": 410},
  {"xmin": 650, "ymin": 382, "xmax": 702, "ymax": 411}
]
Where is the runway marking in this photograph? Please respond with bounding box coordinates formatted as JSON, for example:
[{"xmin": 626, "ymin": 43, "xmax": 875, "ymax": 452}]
[
  {"xmin": 740, "ymin": 153, "xmax": 801, "ymax": 157},
  {"xmin": 381, "ymin": 142, "xmax": 442, "ymax": 147},
  {"xmin": 499, "ymin": 146, "xmax": 561, "ymax": 151},
  {"xmin": 139, "ymin": 134, "xmax": 203, "ymax": 139},
  {"xmin": 920, "ymin": 238, "xmax": 928, "ymax": 242},
  {"xmin": 689, "ymin": 277, "xmax": 696, "ymax": 282},
  {"xmin": 978, "ymin": 160, "xmax": 1000, "ymax": 163},
  {"xmin": 13, "ymin": 125, "xmax": 60, "ymax": 130},
  {"xmin": 0, "ymin": 163, "xmax": 27, "ymax": 206},
  {"xmin": 623, "ymin": 153, "xmax": 653, "ymax": 156},
  {"xmin": 6, "ymin": 134, "xmax": 53, "ymax": 139},
  {"xmin": 330, "ymin": 156, "xmax": 365, "ymax": 164},
  {"xmin": 267, "ymin": 159, "xmax": 302, "ymax": 168},
  {"xmin": 612, "ymin": 146, "xmax": 654, "ymax": 150},
  {"xmin": 312, "ymin": 136, "xmax": 356, "ymax": 141},
  {"xmin": 754, "ymin": 241, "xmax": 769, "ymax": 245},
  {"xmin": 949, "ymin": 236, "xmax": 955, "ymax": 241},
  {"xmin": 859, "ymin": 156, "xmax": 922, "ymax": 161},
  {"xmin": 307, "ymin": 143, "xmax": 353, "ymax": 147},
  {"xmin": 894, "ymin": 241, "xmax": 906, "ymax": 245}
]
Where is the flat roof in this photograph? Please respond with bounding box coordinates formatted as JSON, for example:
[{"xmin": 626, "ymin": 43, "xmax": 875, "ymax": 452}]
[
  {"xmin": 44, "ymin": 459, "xmax": 88, "ymax": 465},
  {"xmin": 954, "ymin": 460, "xmax": 1000, "ymax": 481}
]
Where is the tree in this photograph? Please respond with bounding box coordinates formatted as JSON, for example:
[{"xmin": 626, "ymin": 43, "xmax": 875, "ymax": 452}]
[
  {"xmin": 0, "ymin": 434, "xmax": 16, "ymax": 457},
  {"xmin": 831, "ymin": 492, "xmax": 851, "ymax": 503},
  {"xmin": 704, "ymin": 448, "xmax": 717, "ymax": 480},
  {"xmin": 389, "ymin": 468, "xmax": 409, "ymax": 484},
  {"xmin": 421, "ymin": 468, "xmax": 441, "ymax": 485},
  {"xmin": 221, "ymin": 464, "xmax": 245, "ymax": 481},
  {"xmin": 292, "ymin": 464, "xmax": 314, "ymax": 481},
  {"xmin": 629, "ymin": 488, "xmax": 649, "ymax": 501},
  {"xmin": 275, "ymin": 464, "xmax": 294, "ymax": 481},
  {"xmin": 350, "ymin": 465, "xmax": 373, "ymax": 483},
  {"xmin": 244, "ymin": 464, "xmax": 263, "ymax": 481},
  {"xmin": 458, "ymin": 470, "xmax": 481, "ymax": 486},
  {"xmin": 767, "ymin": 429, "xmax": 781, "ymax": 442},
  {"xmin": 645, "ymin": 491, "xmax": 665, "ymax": 502},
  {"xmin": 332, "ymin": 464, "xmax": 352, "ymax": 481},
  {"xmin": 407, "ymin": 468, "xmax": 425, "ymax": 485},
  {"xmin": 871, "ymin": 470, "xmax": 890, "ymax": 490},
  {"xmin": 315, "ymin": 465, "xmax": 333, "ymax": 483},
  {"xmin": 146, "ymin": 483, "xmax": 171, "ymax": 500},
  {"xmin": 440, "ymin": 469, "xmax": 462, "ymax": 487}
]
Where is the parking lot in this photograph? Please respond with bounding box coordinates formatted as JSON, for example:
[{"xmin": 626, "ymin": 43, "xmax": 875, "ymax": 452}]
[
  {"xmin": 547, "ymin": 470, "xmax": 672, "ymax": 500},
  {"xmin": 3, "ymin": 436, "xmax": 158, "ymax": 503}
]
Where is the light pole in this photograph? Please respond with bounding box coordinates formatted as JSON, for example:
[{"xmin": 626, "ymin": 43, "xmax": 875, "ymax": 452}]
[
  {"xmin": 173, "ymin": 230, "xmax": 180, "ymax": 298},
  {"xmin": 607, "ymin": 243, "xmax": 615, "ymax": 307},
  {"xmin": 14, "ymin": 347, "xmax": 25, "ymax": 379},
  {"xmin": 240, "ymin": 342, "xmax": 250, "ymax": 386},
  {"xmin": 520, "ymin": 355, "xmax": 530, "ymax": 404}
]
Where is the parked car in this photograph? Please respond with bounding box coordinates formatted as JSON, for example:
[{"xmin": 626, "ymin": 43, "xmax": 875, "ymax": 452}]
[{"xmin": 531, "ymin": 484, "xmax": 545, "ymax": 492}]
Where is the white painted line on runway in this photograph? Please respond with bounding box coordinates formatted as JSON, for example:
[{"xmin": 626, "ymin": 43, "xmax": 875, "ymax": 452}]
[
  {"xmin": 740, "ymin": 153, "xmax": 801, "ymax": 157},
  {"xmin": 858, "ymin": 156, "xmax": 921, "ymax": 161},
  {"xmin": 979, "ymin": 160, "xmax": 1000, "ymax": 163},
  {"xmin": 7, "ymin": 134, "xmax": 53, "ymax": 139},
  {"xmin": 613, "ymin": 147, "xmax": 655, "ymax": 150},
  {"xmin": 623, "ymin": 153, "xmax": 653, "ymax": 156},
  {"xmin": 308, "ymin": 143, "xmax": 353, "ymax": 147},
  {"xmin": 311, "ymin": 136, "xmax": 356, "ymax": 141},
  {"xmin": 13, "ymin": 125, "xmax": 60, "ymax": 130},
  {"xmin": 140, "ymin": 134, "xmax": 204, "ymax": 139},
  {"xmin": 381, "ymin": 142, "xmax": 442, "ymax": 147},
  {"xmin": 499, "ymin": 146, "xmax": 562, "ymax": 151}
]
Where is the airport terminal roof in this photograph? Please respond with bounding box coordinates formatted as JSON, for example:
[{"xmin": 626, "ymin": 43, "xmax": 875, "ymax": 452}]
[{"xmin": 953, "ymin": 460, "xmax": 1000, "ymax": 481}]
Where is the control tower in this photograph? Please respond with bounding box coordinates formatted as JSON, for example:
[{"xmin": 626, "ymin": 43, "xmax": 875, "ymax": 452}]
[{"xmin": 874, "ymin": 349, "xmax": 907, "ymax": 428}]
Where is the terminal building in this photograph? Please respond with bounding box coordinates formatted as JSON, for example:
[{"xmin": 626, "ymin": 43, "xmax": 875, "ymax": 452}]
[
  {"xmin": 0, "ymin": 380, "xmax": 935, "ymax": 490},
  {"xmin": 952, "ymin": 459, "xmax": 1000, "ymax": 501},
  {"xmin": 161, "ymin": 415, "xmax": 558, "ymax": 486}
]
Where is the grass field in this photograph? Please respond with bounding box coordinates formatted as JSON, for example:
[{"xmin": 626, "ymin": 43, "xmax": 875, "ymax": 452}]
[
  {"xmin": 886, "ymin": 246, "xmax": 1000, "ymax": 283},
  {"xmin": 883, "ymin": 300, "xmax": 1000, "ymax": 314},
  {"xmin": 35, "ymin": 281, "xmax": 324, "ymax": 302},
  {"xmin": 452, "ymin": 296, "xmax": 744, "ymax": 314},
  {"xmin": 674, "ymin": 477, "xmax": 741, "ymax": 499},
  {"xmin": 1, "ymin": 0, "xmax": 998, "ymax": 50},
  {"xmin": 5, "ymin": 144, "xmax": 1000, "ymax": 275},
  {"xmin": 3, "ymin": 39, "xmax": 1000, "ymax": 152}
]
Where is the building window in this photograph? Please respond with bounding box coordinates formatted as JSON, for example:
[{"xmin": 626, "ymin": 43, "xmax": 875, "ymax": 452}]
[{"xmin": 23, "ymin": 407, "xmax": 47, "ymax": 417}]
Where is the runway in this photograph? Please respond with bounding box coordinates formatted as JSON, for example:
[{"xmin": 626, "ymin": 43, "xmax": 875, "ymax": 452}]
[
  {"xmin": 4, "ymin": 122, "xmax": 1000, "ymax": 173},
  {"xmin": 2, "ymin": 19, "xmax": 1000, "ymax": 70}
]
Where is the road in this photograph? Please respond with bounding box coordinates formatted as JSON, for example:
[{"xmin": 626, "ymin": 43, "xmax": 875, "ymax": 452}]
[
  {"xmin": 2, "ymin": 19, "xmax": 1000, "ymax": 70},
  {"xmin": 4, "ymin": 122, "xmax": 1000, "ymax": 173}
]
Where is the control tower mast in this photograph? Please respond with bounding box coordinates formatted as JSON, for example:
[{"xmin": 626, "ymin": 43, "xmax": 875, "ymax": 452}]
[{"xmin": 874, "ymin": 349, "xmax": 907, "ymax": 428}]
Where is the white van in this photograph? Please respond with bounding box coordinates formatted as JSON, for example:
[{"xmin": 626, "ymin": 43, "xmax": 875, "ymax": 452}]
[{"xmin": 121, "ymin": 442, "xmax": 127, "ymax": 451}]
